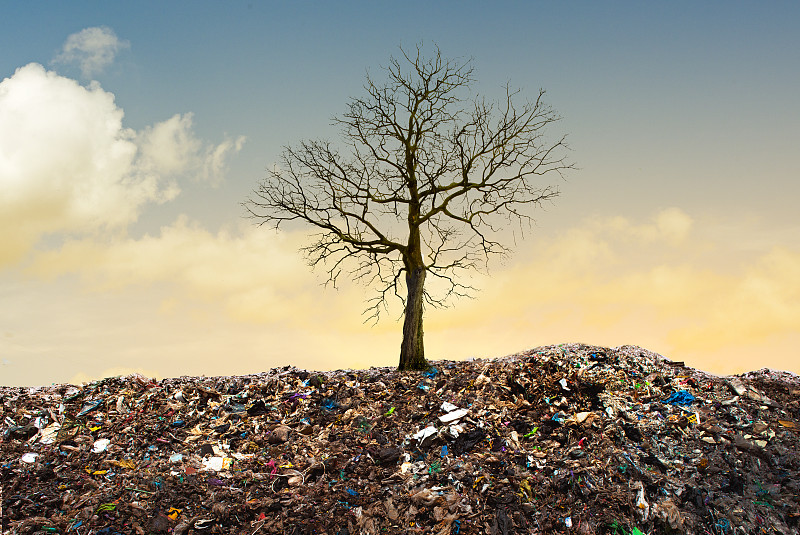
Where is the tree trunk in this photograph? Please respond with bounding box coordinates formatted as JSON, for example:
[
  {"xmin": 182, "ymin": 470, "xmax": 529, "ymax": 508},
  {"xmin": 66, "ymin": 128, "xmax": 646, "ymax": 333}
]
[{"xmin": 399, "ymin": 265, "xmax": 428, "ymax": 370}]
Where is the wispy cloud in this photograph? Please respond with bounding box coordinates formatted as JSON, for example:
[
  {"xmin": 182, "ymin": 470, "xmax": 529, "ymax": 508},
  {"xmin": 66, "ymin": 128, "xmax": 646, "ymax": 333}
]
[
  {"xmin": 201, "ymin": 135, "xmax": 247, "ymax": 187},
  {"xmin": 137, "ymin": 113, "xmax": 246, "ymax": 187},
  {"xmin": 53, "ymin": 26, "xmax": 129, "ymax": 78}
]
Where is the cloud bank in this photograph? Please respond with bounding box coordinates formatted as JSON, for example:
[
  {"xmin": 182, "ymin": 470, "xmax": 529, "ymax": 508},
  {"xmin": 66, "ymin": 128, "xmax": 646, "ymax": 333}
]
[
  {"xmin": 17, "ymin": 204, "xmax": 800, "ymax": 382},
  {"xmin": 28, "ymin": 218, "xmax": 330, "ymax": 326},
  {"xmin": 0, "ymin": 63, "xmax": 244, "ymax": 265}
]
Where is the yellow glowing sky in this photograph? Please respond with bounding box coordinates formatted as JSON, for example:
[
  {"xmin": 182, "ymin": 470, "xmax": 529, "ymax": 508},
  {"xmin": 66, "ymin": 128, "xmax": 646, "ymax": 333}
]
[{"xmin": 1, "ymin": 4, "xmax": 798, "ymax": 385}]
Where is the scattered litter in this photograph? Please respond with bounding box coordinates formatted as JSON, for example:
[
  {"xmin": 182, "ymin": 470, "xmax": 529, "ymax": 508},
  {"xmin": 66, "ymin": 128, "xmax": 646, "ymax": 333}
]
[
  {"xmin": 438, "ymin": 407, "xmax": 468, "ymax": 423},
  {"xmin": 92, "ymin": 438, "xmax": 111, "ymax": 453}
]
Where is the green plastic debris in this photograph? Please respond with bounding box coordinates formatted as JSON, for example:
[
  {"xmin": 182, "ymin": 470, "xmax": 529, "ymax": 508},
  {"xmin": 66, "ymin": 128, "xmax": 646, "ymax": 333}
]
[
  {"xmin": 608, "ymin": 521, "xmax": 627, "ymax": 534},
  {"xmin": 428, "ymin": 460, "xmax": 441, "ymax": 474}
]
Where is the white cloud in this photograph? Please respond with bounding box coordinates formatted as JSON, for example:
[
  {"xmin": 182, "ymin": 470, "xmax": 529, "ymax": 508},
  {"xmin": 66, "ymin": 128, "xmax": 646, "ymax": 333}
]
[
  {"xmin": 137, "ymin": 114, "xmax": 201, "ymax": 176},
  {"xmin": 0, "ymin": 63, "xmax": 244, "ymax": 266},
  {"xmin": 137, "ymin": 114, "xmax": 246, "ymax": 186},
  {"xmin": 53, "ymin": 26, "xmax": 130, "ymax": 78},
  {"xmin": 0, "ymin": 63, "xmax": 174, "ymax": 263}
]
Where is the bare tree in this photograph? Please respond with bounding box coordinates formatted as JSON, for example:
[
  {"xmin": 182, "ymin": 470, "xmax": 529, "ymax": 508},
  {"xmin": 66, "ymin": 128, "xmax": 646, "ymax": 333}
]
[{"xmin": 245, "ymin": 44, "xmax": 572, "ymax": 371}]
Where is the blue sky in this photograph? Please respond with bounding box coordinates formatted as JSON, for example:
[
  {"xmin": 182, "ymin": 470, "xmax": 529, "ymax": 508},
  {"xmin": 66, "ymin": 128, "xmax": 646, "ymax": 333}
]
[{"xmin": 2, "ymin": 3, "xmax": 799, "ymax": 385}]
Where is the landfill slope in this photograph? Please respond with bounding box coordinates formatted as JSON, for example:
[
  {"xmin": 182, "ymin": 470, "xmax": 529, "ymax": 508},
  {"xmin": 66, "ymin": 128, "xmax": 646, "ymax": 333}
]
[{"xmin": 2, "ymin": 344, "xmax": 799, "ymax": 535}]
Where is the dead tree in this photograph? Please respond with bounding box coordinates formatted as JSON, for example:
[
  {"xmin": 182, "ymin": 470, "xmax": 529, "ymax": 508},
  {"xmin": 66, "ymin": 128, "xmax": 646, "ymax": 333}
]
[{"xmin": 245, "ymin": 44, "xmax": 572, "ymax": 370}]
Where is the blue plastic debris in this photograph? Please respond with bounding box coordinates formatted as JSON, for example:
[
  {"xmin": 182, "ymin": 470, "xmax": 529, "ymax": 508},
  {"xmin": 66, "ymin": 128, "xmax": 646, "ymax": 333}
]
[
  {"xmin": 664, "ymin": 390, "xmax": 696, "ymax": 407},
  {"xmin": 423, "ymin": 367, "xmax": 439, "ymax": 378},
  {"xmin": 321, "ymin": 398, "xmax": 341, "ymax": 411}
]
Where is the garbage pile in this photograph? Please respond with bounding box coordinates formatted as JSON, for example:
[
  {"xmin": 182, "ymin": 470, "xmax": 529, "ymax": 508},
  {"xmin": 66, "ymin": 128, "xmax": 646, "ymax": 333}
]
[{"xmin": 3, "ymin": 344, "xmax": 799, "ymax": 534}]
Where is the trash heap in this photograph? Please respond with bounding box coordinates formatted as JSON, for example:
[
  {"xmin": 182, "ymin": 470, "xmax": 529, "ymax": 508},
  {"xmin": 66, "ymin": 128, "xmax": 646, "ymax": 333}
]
[{"xmin": 2, "ymin": 344, "xmax": 799, "ymax": 534}]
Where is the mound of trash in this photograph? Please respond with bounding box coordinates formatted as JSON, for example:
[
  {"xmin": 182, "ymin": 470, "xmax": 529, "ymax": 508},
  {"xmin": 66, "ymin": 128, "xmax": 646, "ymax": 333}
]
[{"xmin": 2, "ymin": 344, "xmax": 799, "ymax": 534}]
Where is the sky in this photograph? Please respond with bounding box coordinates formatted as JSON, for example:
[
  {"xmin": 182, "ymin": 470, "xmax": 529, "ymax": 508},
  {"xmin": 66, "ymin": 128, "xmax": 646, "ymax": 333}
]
[{"xmin": 2, "ymin": 2, "xmax": 798, "ymax": 386}]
